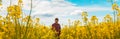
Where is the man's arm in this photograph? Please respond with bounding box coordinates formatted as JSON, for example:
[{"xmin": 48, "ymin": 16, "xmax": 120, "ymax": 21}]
[
  {"xmin": 59, "ymin": 24, "xmax": 61, "ymax": 32},
  {"xmin": 52, "ymin": 24, "xmax": 54, "ymax": 30}
]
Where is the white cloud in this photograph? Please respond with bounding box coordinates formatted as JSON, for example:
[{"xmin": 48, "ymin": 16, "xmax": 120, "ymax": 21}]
[
  {"xmin": 70, "ymin": 6, "xmax": 112, "ymax": 15},
  {"xmin": 20, "ymin": 0, "xmax": 112, "ymax": 17},
  {"xmin": 78, "ymin": 6, "xmax": 112, "ymax": 12},
  {"xmin": 0, "ymin": 0, "xmax": 113, "ymax": 25},
  {"xmin": 70, "ymin": 9, "xmax": 83, "ymax": 15}
]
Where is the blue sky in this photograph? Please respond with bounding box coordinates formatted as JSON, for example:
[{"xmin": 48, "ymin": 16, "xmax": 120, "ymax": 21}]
[
  {"xmin": 0, "ymin": 0, "xmax": 120, "ymax": 26},
  {"xmin": 68, "ymin": 0, "xmax": 111, "ymax": 6},
  {"xmin": 68, "ymin": 0, "xmax": 120, "ymax": 6},
  {"xmin": 67, "ymin": 0, "xmax": 120, "ymax": 17}
]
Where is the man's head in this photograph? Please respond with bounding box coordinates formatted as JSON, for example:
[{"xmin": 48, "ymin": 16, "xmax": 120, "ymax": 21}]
[{"xmin": 55, "ymin": 18, "xmax": 59, "ymax": 23}]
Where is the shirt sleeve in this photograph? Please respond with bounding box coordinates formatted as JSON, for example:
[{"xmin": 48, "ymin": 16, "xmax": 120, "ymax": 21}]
[
  {"xmin": 52, "ymin": 24, "xmax": 54, "ymax": 30},
  {"xmin": 59, "ymin": 24, "xmax": 61, "ymax": 31}
]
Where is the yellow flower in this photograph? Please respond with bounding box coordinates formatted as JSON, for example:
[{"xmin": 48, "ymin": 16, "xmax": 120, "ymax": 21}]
[
  {"xmin": 83, "ymin": 17, "xmax": 88, "ymax": 22},
  {"xmin": 0, "ymin": 15, "xmax": 2, "ymax": 18},
  {"xmin": 81, "ymin": 11, "xmax": 88, "ymax": 17},
  {"xmin": 18, "ymin": 0, "xmax": 22, "ymax": 5},
  {"xmin": 0, "ymin": 0, "xmax": 2, "ymax": 6},
  {"xmin": 7, "ymin": 5, "xmax": 22, "ymax": 18},
  {"xmin": 117, "ymin": 13, "xmax": 120, "ymax": 16},
  {"xmin": 91, "ymin": 16, "xmax": 98, "ymax": 21},
  {"xmin": 0, "ymin": 32, "xmax": 5, "ymax": 39},
  {"xmin": 104, "ymin": 14, "xmax": 112, "ymax": 20},
  {"xmin": 112, "ymin": 3, "xmax": 119, "ymax": 10},
  {"xmin": 22, "ymin": 16, "xmax": 33, "ymax": 23},
  {"xmin": 1, "ymin": 27, "xmax": 8, "ymax": 32},
  {"xmin": 35, "ymin": 18, "xmax": 40, "ymax": 22}
]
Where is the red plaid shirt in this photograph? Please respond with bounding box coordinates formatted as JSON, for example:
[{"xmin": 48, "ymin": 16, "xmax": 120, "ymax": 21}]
[{"xmin": 52, "ymin": 23, "xmax": 61, "ymax": 36}]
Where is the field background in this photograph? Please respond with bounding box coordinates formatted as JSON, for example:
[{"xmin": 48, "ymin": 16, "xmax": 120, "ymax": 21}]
[{"xmin": 0, "ymin": 0, "xmax": 120, "ymax": 39}]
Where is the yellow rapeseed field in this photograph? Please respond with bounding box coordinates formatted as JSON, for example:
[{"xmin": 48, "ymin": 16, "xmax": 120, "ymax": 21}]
[{"xmin": 0, "ymin": 0, "xmax": 120, "ymax": 39}]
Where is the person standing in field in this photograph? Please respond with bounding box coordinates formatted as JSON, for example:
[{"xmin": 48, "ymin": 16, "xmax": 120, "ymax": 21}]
[{"xmin": 52, "ymin": 18, "xmax": 61, "ymax": 37}]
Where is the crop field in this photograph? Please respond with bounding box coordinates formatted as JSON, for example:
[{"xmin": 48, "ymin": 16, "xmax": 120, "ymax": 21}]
[{"xmin": 0, "ymin": 0, "xmax": 120, "ymax": 39}]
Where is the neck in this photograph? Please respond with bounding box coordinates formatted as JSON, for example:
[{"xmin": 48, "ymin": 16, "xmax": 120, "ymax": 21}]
[{"xmin": 55, "ymin": 22, "xmax": 58, "ymax": 24}]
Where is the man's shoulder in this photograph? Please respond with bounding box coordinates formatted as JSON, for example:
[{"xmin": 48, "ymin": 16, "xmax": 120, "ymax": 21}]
[{"xmin": 52, "ymin": 23, "xmax": 56, "ymax": 26}]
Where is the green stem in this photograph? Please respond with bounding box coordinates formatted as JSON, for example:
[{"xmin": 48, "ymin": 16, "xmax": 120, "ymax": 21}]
[{"xmin": 23, "ymin": 0, "xmax": 32, "ymax": 39}]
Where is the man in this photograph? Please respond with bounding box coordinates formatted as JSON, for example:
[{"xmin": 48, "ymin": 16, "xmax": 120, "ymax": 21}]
[{"xmin": 52, "ymin": 18, "xmax": 61, "ymax": 37}]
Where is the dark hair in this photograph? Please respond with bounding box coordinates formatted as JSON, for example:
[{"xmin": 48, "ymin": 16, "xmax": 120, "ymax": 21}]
[{"xmin": 55, "ymin": 18, "xmax": 59, "ymax": 20}]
